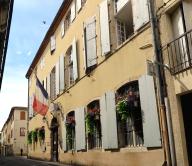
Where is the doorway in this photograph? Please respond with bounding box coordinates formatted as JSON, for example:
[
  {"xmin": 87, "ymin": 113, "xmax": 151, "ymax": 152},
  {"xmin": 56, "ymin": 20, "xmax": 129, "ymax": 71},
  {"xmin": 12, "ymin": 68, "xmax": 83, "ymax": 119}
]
[
  {"xmin": 181, "ymin": 92, "xmax": 192, "ymax": 165},
  {"xmin": 51, "ymin": 118, "xmax": 59, "ymax": 162}
]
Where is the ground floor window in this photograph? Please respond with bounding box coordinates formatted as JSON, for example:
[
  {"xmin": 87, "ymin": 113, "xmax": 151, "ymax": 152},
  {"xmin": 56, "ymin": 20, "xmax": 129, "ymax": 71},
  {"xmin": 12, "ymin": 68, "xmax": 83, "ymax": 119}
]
[
  {"xmin": 65, "ymin": 111, "xmax": 75, "ymax": 151},
  {"xmin": 116, "ymin": 81, "xmax": 143, "ymax": 148},
  {"xmin": 85, "ymin": 100, "xmax": 102, "ymax": 149}
]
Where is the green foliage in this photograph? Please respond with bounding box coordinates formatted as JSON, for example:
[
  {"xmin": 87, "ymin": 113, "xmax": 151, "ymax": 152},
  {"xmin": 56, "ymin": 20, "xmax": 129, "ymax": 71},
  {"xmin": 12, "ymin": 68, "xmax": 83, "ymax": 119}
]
[
  {"xmin": 27, "ymin": 131, "xmax": 32, "ymax": 144},
  {"xmin": 85, "ymin": 113, "xmax": 94, "ymax": 135},
  {"xmin": 116, "ymin": 99, "xmax": 129, "ymax": 122},
  {"xmin": 38, "ymin": 129, "xmax": 45, "ymax": 141},
  {"xmin": 32, "ymin": 130, "xmax": 38, "ymax": 142}
]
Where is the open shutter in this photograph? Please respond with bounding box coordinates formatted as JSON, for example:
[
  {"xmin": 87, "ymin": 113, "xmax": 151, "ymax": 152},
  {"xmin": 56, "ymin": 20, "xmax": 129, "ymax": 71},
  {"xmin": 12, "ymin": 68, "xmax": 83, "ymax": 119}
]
[
  {"xmin": 82, "ymin": 27, "xmax": 87, "ymax": 70},
  {"xmin": 50, "ymin": 35, "xmax": 56, "ymax": 52},
  {"xmin": 29, "ymin": 96, "xmax": 33, "ymax": 118},
  {"xmin": 44, "ymin": 78, "xmax": 47, "ymax": 91},
  {"xmin": 56, "ymin": 61, "xmax": 60, "ymax": 95},
  {"xmin": 75, "ymin": 107, "xmax": 86, "ymax": 151},
  {"xmin": 100, "ymin": 92, "xmax": 118, "ymax": 149},
  {"xmin": 61, "ymin": 20, "xmax": 65, "ymax": 37},
  {"xmin": 139, "ymin": 75, "xmax": 161, "ymax": 147},
  {"xmin": 59, "ymin": 54, "xmax": 65, "ymax": 92},
  {"xmin": 72, "ymin": 38, "xmax": 78, "ymax": 80},
  {"xmin": 76, "ymin": 0, "xmax": 82, "ymax": 12},
  {"xmin": 71, "ymin": 1, "xmax": 76, "ymax": 22},
  {"xmin": 132, "ymin": 0, "xmax": 149, "ymax": 31},
  {"xmin": 99, "ymin": 0, "xmax": 111, "ymax": 55},
  {"xmin": 47, "ymin": 74, "xmax": 51, "ymax": 98},
  {"xmin": 85, "ymin": 17, "xmax": 97, "ymax": 68},
  {"xmin": 62, "ymin": 115, "xmax": 67, "ymax": 151}
]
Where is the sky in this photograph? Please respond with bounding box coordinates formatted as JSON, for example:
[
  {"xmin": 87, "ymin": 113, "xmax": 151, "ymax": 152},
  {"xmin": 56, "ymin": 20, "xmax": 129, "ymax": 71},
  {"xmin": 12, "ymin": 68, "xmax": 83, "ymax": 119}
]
[{"xmin": 0, "ymin": 0, "xmax": 63, "ymax": 129}]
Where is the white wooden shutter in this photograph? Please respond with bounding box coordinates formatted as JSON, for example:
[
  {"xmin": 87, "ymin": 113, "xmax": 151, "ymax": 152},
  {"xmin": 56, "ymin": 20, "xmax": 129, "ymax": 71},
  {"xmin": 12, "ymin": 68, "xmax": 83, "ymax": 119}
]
[
  {"xmin": 75, "ymin": 107, "xmax": 86, "ymax": 151},
  {"xmin": 82, "ymin": 27, "xmax": 87, "ymax": 70},
  {"xmin": 116, "ymin": 0, "xmax": 129, "ymax": 13},
  {"xmin": 85, "ymin": 17, "xmax": 97, "ymax": 68},
  {"xmin": 99, "ymin": 0, "xmax": 111, "ymax": 56},
  {"xmin": 62, "ymin": 115, "xmax": 67, "ymax": 151},
  {"xmin": 47, "ymin": 74, "xmax": 51, "ymax": 98},
  {"xmin": 29, "ymin": 96, "xmax": 33, "ymax": 118},
  {"xmin": 139, "ymin": 75, "xmax": 161, "ymax": 147},
  {"xmin": 61, "ymin": 20, "xmax": 65, "ymax": 37},
  {"xmin": 59, "ymin": 54, "xmax": 65, "ymax": 92},
  {"xmin": 72, "ymin": 38, "xmax": 78, "ymax": 80},
  {"xmin": 132, "ymin": 0, "xmax": 149, "ymax": 31},
  {"xmin": 56, "ymin": 61, "xmax": 60, "ymax": 95},
  {"xmin": 76, "ymin": 0, "xmax": 82, "ymax": 12},
  {"xmin": 50, "ymin": 35, "xmax": 56, "ymax": 52},
  {"xmin": 100, "ymin": 92, "xmax": 118, "ymax": 149},
  {"xmin": 44, "ymin": 78, "xmax": 47, "ymax": 91},
  {"xmin": 71, "ymin": 1, "xmax": 76, "ymax": 22}
]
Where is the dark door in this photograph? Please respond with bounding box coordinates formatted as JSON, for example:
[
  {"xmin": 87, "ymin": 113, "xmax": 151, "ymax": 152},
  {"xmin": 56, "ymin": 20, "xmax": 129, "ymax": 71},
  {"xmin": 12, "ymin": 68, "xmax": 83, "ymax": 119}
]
[
  {"xmin": 51, "ymin": 118, "xmax": 58, "ymax": 162},
  {"xmin": 181, "ymin": 93, "xmax": 192, "ymax": 165}
]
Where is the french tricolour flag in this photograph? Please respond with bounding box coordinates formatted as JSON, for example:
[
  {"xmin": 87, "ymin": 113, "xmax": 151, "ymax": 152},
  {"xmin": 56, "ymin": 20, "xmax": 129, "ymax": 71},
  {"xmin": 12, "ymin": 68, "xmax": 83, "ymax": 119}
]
[{"xmin": 33, "ymin": 76, "xmax": 49, "ymax": 116}]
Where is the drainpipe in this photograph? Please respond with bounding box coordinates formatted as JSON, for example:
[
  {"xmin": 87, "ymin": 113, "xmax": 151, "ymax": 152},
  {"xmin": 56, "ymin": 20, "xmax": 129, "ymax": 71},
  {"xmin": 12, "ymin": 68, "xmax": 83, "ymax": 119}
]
[{"xmin": 147, "ymin": 0, "xmax": 174, "ymax": 165}]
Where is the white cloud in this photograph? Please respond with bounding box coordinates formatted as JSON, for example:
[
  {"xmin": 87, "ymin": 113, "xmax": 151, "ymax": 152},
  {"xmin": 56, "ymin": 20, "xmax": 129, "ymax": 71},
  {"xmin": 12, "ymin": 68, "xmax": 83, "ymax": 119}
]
[
  {"xmin": 16, "ymin": 51, "xmax": 22, "ymax": 55},
  {"xmin": 0, "ymin": 66, "xmax": 27, "ymax": 130},
  {"xmin": 27, "ymin": 51, "xmax": 32, "ymax": 56}
]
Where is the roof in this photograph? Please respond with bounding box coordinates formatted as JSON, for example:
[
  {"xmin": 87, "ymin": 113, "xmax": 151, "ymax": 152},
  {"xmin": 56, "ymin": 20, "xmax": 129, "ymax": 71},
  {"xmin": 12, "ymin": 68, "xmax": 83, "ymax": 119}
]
[
  {"xmin": 1, "ymin": 106, "xmax": 27, "ymax": 131},
  {"xmin": 0, "ymin": 0, "xmax": 14, "ymax": 90},
  {"xmin": 25, "ymin": 0, "xmax": 72, "ymax": 79}
]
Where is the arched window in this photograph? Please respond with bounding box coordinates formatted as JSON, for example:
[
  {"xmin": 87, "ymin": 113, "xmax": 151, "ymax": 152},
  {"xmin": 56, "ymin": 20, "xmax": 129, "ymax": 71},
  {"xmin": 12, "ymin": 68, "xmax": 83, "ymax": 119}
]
[
  {"xmin": 65, "ymin": 111, "xmax": 75, "ymax": 151},
  {"xmin": 116, "ymin": 81, "xmax": 143, "ymax": 147},
  {"xmin": 86, "ymin": 100, "xmax": 102, "ymax": 149}
]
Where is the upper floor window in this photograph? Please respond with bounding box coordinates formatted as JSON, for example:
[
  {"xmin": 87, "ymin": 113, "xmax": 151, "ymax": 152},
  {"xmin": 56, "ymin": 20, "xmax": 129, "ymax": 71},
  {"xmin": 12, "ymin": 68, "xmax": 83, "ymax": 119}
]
[
  {"xmin": 50, "ymin": 67, "xmax": 56, "ymax": 100},
  {"xmin": 65, "ymin": 46, "xmax": 74, "ymax": 88},
  {"xmin": 85, "ymin": 100, "xmax": 102, "ymax": 149},
  {"xmin": 20, "ymin": 128, "xmax": 25, "ymax": 136},
  {"xmin": 116, "ymin": 81, "xmax": 144, "ymax": 147},
  {"xmin": 20, "ymin": 111, "xmax": 26, "ymax": 120},
  {"xmin": 115, "ymin": 0, "xmax": 149, "ymax": 46},
  {"xmin": 50, "ymin": 35, "xmax": 56, "ymax": 54},
  {"xmin": 65, "ymin": 10, "xmax": 71, "ymax": 32}
]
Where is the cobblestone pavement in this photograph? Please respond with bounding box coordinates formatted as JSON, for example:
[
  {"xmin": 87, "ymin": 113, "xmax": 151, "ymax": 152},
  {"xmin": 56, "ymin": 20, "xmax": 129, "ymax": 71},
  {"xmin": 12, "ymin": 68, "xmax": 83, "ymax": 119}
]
[{"xmin": 0, "ymin": 156, "xmax": 71, "ymax": 166}]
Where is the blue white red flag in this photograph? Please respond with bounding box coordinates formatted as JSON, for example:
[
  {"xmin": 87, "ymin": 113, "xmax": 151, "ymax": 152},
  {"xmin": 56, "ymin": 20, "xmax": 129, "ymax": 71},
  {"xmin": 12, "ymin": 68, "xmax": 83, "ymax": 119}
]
[{"xmin": 33, "ymin": 76, "xmax": 49, "ymax": 116}]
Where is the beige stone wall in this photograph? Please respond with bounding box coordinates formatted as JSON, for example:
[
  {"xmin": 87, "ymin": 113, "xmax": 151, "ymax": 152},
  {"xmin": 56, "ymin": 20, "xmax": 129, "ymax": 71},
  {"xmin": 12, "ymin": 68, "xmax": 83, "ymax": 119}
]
[{"xmin": 28, "ymin": 0, "xmax": 165, "ymax": 165}]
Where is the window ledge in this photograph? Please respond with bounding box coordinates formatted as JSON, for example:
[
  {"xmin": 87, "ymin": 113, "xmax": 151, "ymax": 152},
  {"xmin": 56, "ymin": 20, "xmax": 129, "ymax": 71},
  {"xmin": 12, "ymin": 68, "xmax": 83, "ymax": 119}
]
[{"xmin": 120, "ymin": 146, "xmax": 147, "ymax": 153}]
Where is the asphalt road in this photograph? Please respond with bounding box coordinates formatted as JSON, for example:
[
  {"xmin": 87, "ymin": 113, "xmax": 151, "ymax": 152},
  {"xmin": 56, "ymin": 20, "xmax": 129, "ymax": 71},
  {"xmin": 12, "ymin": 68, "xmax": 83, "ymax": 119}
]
[{"xmin": 0, "ymin": 156, "xmax": 70, "ymax": 166}]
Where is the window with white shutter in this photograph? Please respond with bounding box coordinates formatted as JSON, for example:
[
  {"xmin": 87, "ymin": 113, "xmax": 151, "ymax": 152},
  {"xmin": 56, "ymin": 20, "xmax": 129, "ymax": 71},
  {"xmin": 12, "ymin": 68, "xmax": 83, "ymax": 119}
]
[
  {"xmin": 50, "ymin": 67, "xmax": 56, "ymax": 100},
  {"xmin": 132, "ymin": 0, "xmax": 149, "ymax": 31},
  {"xmin": 75, "ymin": 107, "xmax": 86, "ymax": 151},
  {"xmin": 29, "ymin": 96, "xmax": 34, "ymax": 118},
  {"xmin": 76, "ymin": 0, "xmax": 82, "ymax": 12},
  {"xmin": 56, "ymin": 61, "xmax": 60, "ymax": 96},
  {"xmin": 71, "ymin": 1, "xmax": 76, "ymax": 22},
  {"xmin": 50, "ymin": 35, "xmax": 56, "ymax": 53},
  {"xmin": 99, "ymin": 0, "xmax": 111, "ymax": 56},
  {"xmin": 72, "ymin": 38, "xmax": 78, "ymax": 81},
  {"xmin": 139, "ymin": 75, "xmax": 161, "ymax": 147},
  {"xmin": 59, "ymin": 54, "xmax": 65, "ymax": 92},
  {"xmin": 61, "ymin": 20, "xmax": 65, "ymax": 38},
  {"xmin": 83, "ymin": 16, "xmax": 97, "ymax": 73},
  {"xmin": 100, "ymin": 91, "xmax": 118, "ymax": 149}
]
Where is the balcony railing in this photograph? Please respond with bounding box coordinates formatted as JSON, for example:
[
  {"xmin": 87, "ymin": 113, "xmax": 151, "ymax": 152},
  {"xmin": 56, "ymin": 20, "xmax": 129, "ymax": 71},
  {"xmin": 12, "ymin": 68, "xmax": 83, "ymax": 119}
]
[{"xmin": 162, "ymin": 29, "xmax": 192, "ymax": 75}]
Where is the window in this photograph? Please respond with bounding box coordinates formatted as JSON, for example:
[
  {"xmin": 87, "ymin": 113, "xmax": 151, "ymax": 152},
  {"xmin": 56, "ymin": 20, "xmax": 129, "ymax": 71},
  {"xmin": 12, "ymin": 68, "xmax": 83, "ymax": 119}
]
[
  {"xmin": 20, "ymin": 111, "xmax": 26, "ymax": 120},
  {"xmin": 50, "ymin": 35, "xmax": 56, "ymax": 54},
  {"xmin": 50, "ymin": 67, "xmax": 56, "ymax": 100},
  {"xmin": 20, "ymin": 128, "xmax": 25, "ymax": 136},
  {"xmin": 116, "ymin": 81, "xmax": 143, "ymax": 147},
  {"xmin": 83, "ymin": 17, "xmax": 97, "ymax": 73},
  {"xmin": 65, "ymin": 10, "xmax": 71, "ymax": 32},
  {"xmin": 114, "ymin": 0, "xmax": 149, "ymax": 45},
  {"xmin": 65, "ymin": 46, "xmax": 74, "ymax": 88},
  {"xmin": 65, "ymin": 111, "xmax": 75, "ymax": 151},
  {"xmin": 86, "ymin": 100, "xmax": 102, "ymax": 149}
]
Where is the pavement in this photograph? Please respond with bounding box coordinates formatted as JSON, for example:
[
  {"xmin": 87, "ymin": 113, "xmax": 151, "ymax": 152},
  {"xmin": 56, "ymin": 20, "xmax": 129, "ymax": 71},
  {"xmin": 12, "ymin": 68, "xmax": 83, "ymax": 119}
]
[{"xmin": 0, "ymin": 156, "xmax": 71, "ymax": 166}]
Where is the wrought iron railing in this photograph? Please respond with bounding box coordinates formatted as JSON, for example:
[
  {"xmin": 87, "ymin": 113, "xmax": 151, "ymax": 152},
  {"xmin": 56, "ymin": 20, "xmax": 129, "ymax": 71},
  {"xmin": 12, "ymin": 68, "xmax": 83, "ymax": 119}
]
[{"xmin": 162, "ymin": 29, "xmax": 192, "ymax": 75}]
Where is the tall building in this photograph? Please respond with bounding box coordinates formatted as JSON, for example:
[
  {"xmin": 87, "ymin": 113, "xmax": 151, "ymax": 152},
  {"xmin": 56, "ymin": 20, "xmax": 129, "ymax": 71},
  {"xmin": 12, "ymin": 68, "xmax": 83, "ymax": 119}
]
[
  {"xmin": 0, "ymin": 0, "xmax": 14, "ymax": 90},
  {"xmin": 159, "ymin": 0, "xmax": 192, "ymax": 165},
  {"xmin": 1, "ymin": 107, "xmax": 27, "ymax": 156},
  {"xmin": 26, "ymin": 0, "xmax": 166, "ymax": 165}
]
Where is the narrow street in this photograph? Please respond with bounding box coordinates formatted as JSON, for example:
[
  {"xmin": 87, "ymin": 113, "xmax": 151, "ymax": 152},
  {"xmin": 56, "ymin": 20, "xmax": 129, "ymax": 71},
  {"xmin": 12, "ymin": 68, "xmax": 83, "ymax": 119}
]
[{"xmin": 0, "ymin": 156, "xmax": 70, "ymax": 166}]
